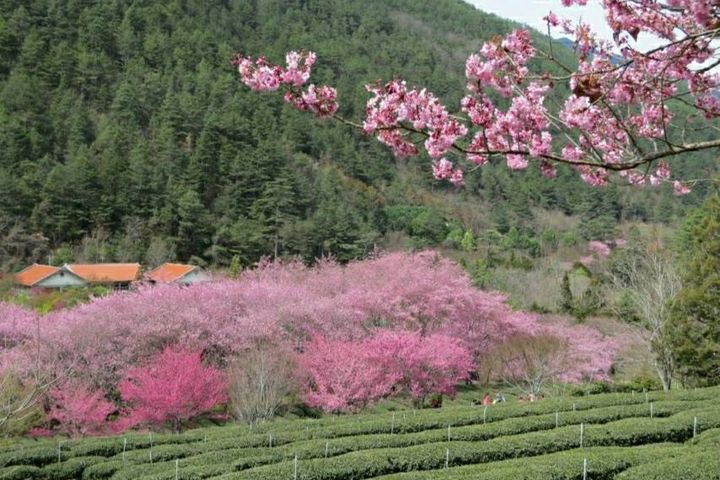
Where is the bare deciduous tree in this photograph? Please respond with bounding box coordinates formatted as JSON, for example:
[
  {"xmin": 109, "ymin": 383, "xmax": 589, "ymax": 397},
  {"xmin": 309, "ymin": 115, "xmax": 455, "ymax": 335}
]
[
  {"xmin": 609, "ymin": 248, "xmax": 681, "ymax": 390},
  {"xmin": 484, "ymin": 333, "xmax": 571, "ymax": 396},
  {"xmin": 227, "ymin": 344, "xmax": 296, "ymax": 425}
]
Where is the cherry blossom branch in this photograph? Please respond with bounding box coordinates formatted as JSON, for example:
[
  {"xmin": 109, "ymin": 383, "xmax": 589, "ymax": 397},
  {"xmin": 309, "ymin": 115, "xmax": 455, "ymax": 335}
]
[{"xmin": 234, "ymin": 2, "xmax": 720, "ymax": 195}]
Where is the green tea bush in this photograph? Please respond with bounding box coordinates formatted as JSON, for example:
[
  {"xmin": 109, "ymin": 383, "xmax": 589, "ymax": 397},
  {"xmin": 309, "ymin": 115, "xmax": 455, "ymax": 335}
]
[
  {"xmin": 40, "ymin": 456, "xmax": 104, "ymax": 480},
  {"xmin": 219, "ymin": 407, "xmax": 720, "ymax": 480},
  {"xmin": 375, "ymin": 444, "xmax": 690, "ymax": 480},
  {"xmin": 615, "ymin": 449, "xmax": 720, "ymax": 479},
  {"xmin": 0, "ymin": 465, "xmax": 41, "ymax": 480}
]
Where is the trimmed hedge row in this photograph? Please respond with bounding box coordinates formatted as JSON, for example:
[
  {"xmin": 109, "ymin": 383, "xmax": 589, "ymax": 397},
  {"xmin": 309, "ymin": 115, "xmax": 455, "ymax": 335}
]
[
  {"xmin": 615, "ymin": 449, "xmax": 720, "ymax": 479},
  {"xmin": 694, "ymin": 427, "xmax": 720, "ymax": 447},
  {"xmin": 5, "ymin": 386, "xmax": 718, "ymax": 462},
  {"xmin": 215, "ymin": 407, "xmax": 720, "ymax": 480},
  {"xmin": 375, "ymin": 444, "xmax": 692, "ymax": 480},
  {"xmin": 40, "ymin": 456, "xmax": 105, "ymax": 480},
  {"xmin": 2, "ymin": 395, "xmax": 698, "ymax": 471},
  {"xmin": 7, "ymin": 401, "xmax": 711, "ymax": 479},
  {"xmin": 0, "ymin": 465, "xmax": 41, "ymax": 480},
  {"xmin": 103, "ymin": 398, "xmax": 700, "ymax": 480}
]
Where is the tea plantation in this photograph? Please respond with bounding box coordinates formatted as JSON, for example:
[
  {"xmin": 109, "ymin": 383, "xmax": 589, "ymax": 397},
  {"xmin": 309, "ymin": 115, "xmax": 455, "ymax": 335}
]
[{"xmin": 1, "ymin": 387, "xmax": 719, "ymax": 480}]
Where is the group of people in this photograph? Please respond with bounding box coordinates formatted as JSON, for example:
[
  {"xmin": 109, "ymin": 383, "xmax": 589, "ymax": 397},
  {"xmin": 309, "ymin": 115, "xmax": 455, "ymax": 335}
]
[{"xmin": 476, "ymin": 392, "xmax": 538, "ymax": 405}]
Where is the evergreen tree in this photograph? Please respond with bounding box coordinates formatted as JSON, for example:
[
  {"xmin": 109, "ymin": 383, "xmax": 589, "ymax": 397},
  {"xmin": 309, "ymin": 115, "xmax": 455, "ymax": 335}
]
[
  {"xmin": 559, "ymin": 272, "xmax": 574, "ymax": 315},
  {"xmin": 667, "ymin": 192, "xmax": 720, "ymax": 385}
]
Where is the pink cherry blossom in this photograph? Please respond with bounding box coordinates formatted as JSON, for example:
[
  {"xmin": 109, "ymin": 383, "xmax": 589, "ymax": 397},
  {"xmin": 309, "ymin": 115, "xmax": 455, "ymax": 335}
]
[{"xmin": 235, "ymin": 2, "xmax": 720, "ymax": 192}]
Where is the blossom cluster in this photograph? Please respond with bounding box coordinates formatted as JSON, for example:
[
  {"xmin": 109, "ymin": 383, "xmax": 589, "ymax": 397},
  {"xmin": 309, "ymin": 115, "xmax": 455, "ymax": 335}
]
[
  {"xmin": 235, "ymin": 0, "xmax": 718, "ymax": 193},
  {"xmin": 233, "ymin": 50, "xmax": 337, "ymax": 117}
]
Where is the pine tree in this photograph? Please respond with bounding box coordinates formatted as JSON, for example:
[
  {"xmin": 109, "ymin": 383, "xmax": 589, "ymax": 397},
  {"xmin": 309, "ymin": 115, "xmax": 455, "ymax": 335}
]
[
  {"xmin": 667, "ymin": 192, "xmax": 720, "ymax": 385},
  {"xmin": 559, "ymin": 272, "xmax": 574, "ymax": 315}
]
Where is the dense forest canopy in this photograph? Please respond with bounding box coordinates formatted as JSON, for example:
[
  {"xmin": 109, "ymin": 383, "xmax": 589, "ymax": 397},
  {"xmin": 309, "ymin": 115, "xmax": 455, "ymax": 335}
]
[{"xmin": 0, "ymin": 0, "xmax": 717, "ymax": 271}]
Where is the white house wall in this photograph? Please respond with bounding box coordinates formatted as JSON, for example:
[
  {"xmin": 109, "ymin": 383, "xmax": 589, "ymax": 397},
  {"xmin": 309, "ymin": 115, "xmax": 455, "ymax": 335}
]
[
  {"xmin": 35, "ymin": 271, "xmax": 87, "ymax": 288},
  {"xmin": 178, "ymin": 270, "xmax": 211, "ymax": 285}
]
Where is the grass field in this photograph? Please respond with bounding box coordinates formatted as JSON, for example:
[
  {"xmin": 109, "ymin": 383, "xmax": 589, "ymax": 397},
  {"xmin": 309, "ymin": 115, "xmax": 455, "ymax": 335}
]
[{"xmin": 1, "ymin": 387, "xmax": 719, "ymax": 480}]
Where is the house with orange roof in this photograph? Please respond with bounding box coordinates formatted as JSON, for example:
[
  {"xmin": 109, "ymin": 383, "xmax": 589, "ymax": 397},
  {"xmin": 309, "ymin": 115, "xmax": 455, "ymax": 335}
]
[
  {"xmin": 15, "ymin": 263, "xmax": 141, "ymax": 290},
  {"xmin": 145, "ymin": 263, "xmax": 210, "ymax": 285}
]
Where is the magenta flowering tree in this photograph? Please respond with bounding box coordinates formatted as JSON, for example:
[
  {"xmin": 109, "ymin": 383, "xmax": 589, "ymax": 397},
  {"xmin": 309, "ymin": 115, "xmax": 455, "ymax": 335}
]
[
  {"xmin": 299, "ymin": 329, "xmax": 473, "ymax": 412},
  {"xmin": 48, "ymin": 382, "xmax": 114, "ymax": 437},
  {"xmin": 234, "ymin": 1, "xmax": 720, "ymax": 193},
  {"xmin": 117, "ymin": 347, "xmax": 227, "ymax": 432}
]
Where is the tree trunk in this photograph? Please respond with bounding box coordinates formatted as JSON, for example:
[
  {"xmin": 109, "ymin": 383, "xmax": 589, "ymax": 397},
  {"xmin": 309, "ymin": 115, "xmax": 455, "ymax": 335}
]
[{"xmin": 654, "ymin": 354, "xmax": 673, "ymax": 391}]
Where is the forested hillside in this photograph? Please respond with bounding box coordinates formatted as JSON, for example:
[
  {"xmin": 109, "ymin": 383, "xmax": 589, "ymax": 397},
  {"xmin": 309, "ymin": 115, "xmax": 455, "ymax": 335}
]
[{"xmin": 0, "ymin": 0, "xmax": 716, "ymax": 270}]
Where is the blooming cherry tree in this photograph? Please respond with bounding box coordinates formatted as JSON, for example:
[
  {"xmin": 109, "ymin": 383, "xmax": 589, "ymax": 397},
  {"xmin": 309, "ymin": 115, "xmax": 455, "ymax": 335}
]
[
  {"xmin": 48, "ymin": 382, "xmax": 114, "ymax": 437},
  {"xmin": 299, "ymin": 330, "xmax": 473, "ymax": 411},
  {"xmin": 234, "ymin": 1, "xmax": 720, "ymax": 193},
  {"xmin": 117, "ymin": 347, "xmax": 227, "ymax": 432}
]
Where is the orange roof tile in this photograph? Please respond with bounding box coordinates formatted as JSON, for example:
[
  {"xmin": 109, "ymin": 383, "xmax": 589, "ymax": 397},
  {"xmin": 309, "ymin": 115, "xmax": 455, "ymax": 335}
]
[
  {"xmin": 67, "ymin": 263, "xmax": 141, "ymax": 283},
  {"xmin": 146, "ymin": 263, "xmax": 196, "ymax": 283},
  {"xmin": 15, "ymin": 264, "xmax": 60, "ymax": 287}
]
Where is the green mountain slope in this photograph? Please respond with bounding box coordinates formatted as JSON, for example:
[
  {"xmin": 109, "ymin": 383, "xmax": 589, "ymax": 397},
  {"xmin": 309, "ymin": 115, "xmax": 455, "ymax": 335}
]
[{"xmin": 0, "ymin": 0, "xmax": 714, "ymax": 270}]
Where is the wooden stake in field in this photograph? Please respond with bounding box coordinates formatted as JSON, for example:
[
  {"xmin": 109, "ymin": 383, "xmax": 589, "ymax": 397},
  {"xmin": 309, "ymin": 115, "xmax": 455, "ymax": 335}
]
[
  {"xmin": 175, "ymin": 459, "xmax": 179, "ymax": 480},
  {"xmin": 650, "ymin": 402, "xmax": 654, "ymax": 418},
  {"xmin": 582, "ymin": 458, "xmax": 588, "ymax": 480},
  {"xmin": 555, "ymin": 411, "xmax": 559, "ymax": 428},
  {"xmin": 268, "ymin": 433, "xmax": 273, "ymax": 448},
  {"xmin": 483, "ymin": 405, "xmax": 487, "ymax": 424},
  {"xmin": 57, "ymin": 443, "xmax": 61, "ymax": 464},
  {"xmin": 693, "ymin": 416, "xmax": 698, "ymax": 439},
  {"xmin": 294, "ymin": 454, "xmax": 298, "ymax": 480},
  {"xmin": 579, "ymin": 423, "xmax": 584, "ymax": 448},
  {"xmin": 122, "ymin": 438, "xmax": 127, "ymax": 464},
  {"xmin": 445, "ymin": 448, "xmax": 449, "ymax": 469}
]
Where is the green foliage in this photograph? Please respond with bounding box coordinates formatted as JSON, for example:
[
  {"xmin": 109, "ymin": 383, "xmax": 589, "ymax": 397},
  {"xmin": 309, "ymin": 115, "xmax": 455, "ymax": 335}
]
[
  {"xmin": 0, "ymin": 465, "xmax": 41, "ymax": 480},
  {"xmin": 559, "ymin": 272, "xmax": 574, "ymax": 315},
  {"xmin": 668, "ymin": 191, "xmax": 720, "ymax": 384},
  {"xmin": 1, "ymin": 387, "xmax": 718, "ymax": 480},
  {"xmin": 0, "ymin": 372, "xmax": 44, "ymax": 437},
  {"xmin": 0, "ymin": 0, "xmax": 711, "ymax": 268},
  {"xmin": 615, "ymin": 450, "xmax": 720, "ymax": 479}
]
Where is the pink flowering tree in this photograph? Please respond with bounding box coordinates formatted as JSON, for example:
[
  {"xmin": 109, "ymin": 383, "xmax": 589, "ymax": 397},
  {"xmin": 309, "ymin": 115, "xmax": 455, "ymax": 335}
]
[
  {"xmin": 117, "ymin": 347, "xmax": 227, "ymax": 432},
  {"xmin": 0, "ymin": 252, "xmax": 623, "ymax": 428},
  {"xmin": 48, "ymin": 382, "xmax": 115, "ymax": 437},
  {"xmin": 298, "ymin": 335, "xmax": 401, "ymax": 412},
  {"xmin": 26, "ymin": 252, "xmax": 524, "ymax": 391},
  {"xmin": 370, "ymin": 330, "xmax": 474, "ymax": 407},
  {"xmin": 233, "ymin": 1, "xmax": 720, "ymax": 193},
  {"xmin": 299, "ymin": 329, "xmax": 473, "ymax": 412}
]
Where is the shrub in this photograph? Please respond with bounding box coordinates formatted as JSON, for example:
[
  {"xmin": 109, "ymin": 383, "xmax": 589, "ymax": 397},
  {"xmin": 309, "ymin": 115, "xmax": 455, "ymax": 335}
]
[
  {"xmin": 615, "ymin": 450, "xmax": 720, "ymax": 479},
  {"xmin": 0, "ymin": 465, "xmax": 41, "ymax": 480}
]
